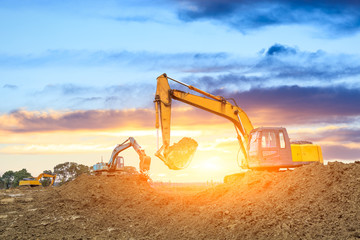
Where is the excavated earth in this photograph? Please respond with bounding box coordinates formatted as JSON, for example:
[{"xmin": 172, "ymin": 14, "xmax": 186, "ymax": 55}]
[{"xmin": 1, "ymin": 162, "xmax": 360, "ymax": 239}]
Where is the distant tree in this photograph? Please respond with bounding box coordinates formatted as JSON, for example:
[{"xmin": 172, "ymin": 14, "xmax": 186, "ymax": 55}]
[
  {"xmin": 2, "ymin": 170, "xmax": 15, "ymax": 189},
  {"xmin": 0, "ymin": 178, "xmax": 4, "ymax": 189},
  {"xmin": 0, "ymin": 169, "xmax": 32, "ymax": 188},
  {"xmin": 13, "ymin": 169, "xmax": 32, "ymax": 187},
  {"xmin": 40, "ymin": 170, "xmax": 54, "ymax": 187},
  {"xmin": 53, "ymin": 162, "xmax": 90, "ymax": 185}
]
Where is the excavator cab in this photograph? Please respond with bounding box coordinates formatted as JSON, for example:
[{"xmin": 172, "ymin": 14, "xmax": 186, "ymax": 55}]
[
  {"xmin": 248, "ymin": 127, "xmax": 292, "ymax": 170},
  {"xmin": 115, "ymin": 156, "xmax": 125, "ymax": 169},
  {"xmin": 247, "ymin": 127, "xmax": 322, "ymax": 170}
]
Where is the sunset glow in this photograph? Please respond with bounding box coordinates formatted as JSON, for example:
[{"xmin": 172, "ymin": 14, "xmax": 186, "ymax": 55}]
[{"xmin": 2, "ymin": 106, "xmax": 358, "ymax": 182}]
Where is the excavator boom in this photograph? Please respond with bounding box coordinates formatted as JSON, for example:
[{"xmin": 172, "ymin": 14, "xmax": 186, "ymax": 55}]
[{"xmin": 155, "ymin": 73, "xmax": 254, "ymax": 169}]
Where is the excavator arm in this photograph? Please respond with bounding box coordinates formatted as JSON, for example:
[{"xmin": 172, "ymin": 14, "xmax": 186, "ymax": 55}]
[
  {"xmin": 36, "ymin": 173, "xmax": 57, "ymax": 186},
  {"xmin": 108, "ymin": 137, "xmax": 151, "ymax": 173},
  {"xmin": 154, "ymin": 73, "xmax": 254, "ymax": 169}
]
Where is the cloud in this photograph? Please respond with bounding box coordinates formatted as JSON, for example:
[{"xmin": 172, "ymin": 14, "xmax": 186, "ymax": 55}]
[
  {"xmin": 38, "ymin": 84, "xmax": 90, "ymax": 95},
  {"xmin": 114, "ymin": 16, "xmax": 151, "ymax": 23},
  {"xmin": 2, "ymin": 72, "xmax": 359, "ymax": 132},
  {"xmin": 265, "ymin": 43, "xmax": 298, "ymax": 56},
  {"xmin": 179, "ymin": 43, "xmax": 360, "ymax": 90},
  {"xmin": 30, "ymin": 82, "xmax": 157, "ymax": 111},
  {"xmin": 0, "ymin": 50, "xmax": 229, "ymax": 71},
  {"xmin": 0, "ymin": 109, "xmax": 154, "ymax": 133},
  {"xmin": 1, "ymin": 45, "xmax": 360, "ymax": 87},
  {"xmin": 0, "ymin": 107, "xmax": 225, "ymax": 133},
  {"xmin": 255, "ymin": 44, "xmax": 360, "ymax": 82},
  {"xmin": 3, "ymin": 84, "xmax": 18, "ymax": 90},
  {"xmin": 293, "ymin": 127, "xmax": 360, "ymax": 144},
  {"xmin": 168, "ymin": 84, "xmax": 360, "ymax": 127},
  {"xmin": 322, "ymin": 145, "xmax": 360, "ymax": 160},
  {"xmin": 176, "ymin": 0, "xmax": 360, "ymax": 35},
  {"xmin": 225, "ymin": 85, "xmax": 360, "ymax": 126},
  {"xmin": 1, "ymin": 44, "xmax": 359, "ymax": 127}
]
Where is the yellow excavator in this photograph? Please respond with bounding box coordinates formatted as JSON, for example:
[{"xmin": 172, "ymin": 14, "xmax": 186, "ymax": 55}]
[
  {"xmin": 19, "ymin": 173, "xmax": 57, "ymax": 187},
  {"xmin": 154, "ymin": 73, "xmax": 323, "ymax": 173},
  {"xmin": 92, "ymin": 137, "xmax": 151, "ymax": 176}
]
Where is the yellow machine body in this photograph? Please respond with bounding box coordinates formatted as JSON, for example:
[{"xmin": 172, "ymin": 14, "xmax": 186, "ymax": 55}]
[
  {"xmin": 19, "ymin": 179, "xmax": 42, "ymax": 186},
  {"xmin": 291, "ymin": 144, "xmax": 323, "ymax": 163}
]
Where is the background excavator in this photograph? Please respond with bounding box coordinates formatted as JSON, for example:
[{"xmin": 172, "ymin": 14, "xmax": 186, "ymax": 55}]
[
  {"xmin": 92, "ymin": 137, "xmax": 151, "ymax": 176},
  {"xmin": 154, "ymin": 73, "xmax": 323, "ymax": 174},
  {"xmin": 19, "ymin": 173, "xmax": 57, "ymax": 187}
]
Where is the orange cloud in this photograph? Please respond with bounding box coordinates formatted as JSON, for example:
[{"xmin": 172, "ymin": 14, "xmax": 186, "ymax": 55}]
[
  {"xmin": 0, "ymin": 107, "xmax": 245, "ymax": 133},
  {"xmin": 0, "ymin": 109, "xmax": 154, "ymax": 132}
]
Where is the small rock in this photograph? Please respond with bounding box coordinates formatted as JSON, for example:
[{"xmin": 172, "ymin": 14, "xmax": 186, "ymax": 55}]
[
  {"xmin": 282, "ymin": 223, "xmax": 291, "ymax": 231},
  {"xmin": 23, "ymin": 197, "xmax": 33, "ymax": 202},
  {"xmin": 0, "ymin": 198, "xmax": 15, "ymax": 204},
  {"xmin": 71, "ymin": 215, "xmax": 81, "ymax": 220},
  {"xmin": 0, "ymin": 215, "xmax": 8, "ymax": 219},
  {"xmin": 227, "ymin": 223, "xmax": 237, "ymax": 230},
  {"xmin": 8, "ymin": 193, "xmax": 24, "ymax": 197}
]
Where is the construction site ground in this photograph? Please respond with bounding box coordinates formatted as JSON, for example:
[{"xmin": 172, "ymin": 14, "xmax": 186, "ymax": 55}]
[{"xmin": 1, "ymin": 162, "xmax": 359, "ymax": 239}]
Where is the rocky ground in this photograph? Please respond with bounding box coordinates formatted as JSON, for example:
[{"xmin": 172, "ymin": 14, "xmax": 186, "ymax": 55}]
[{"xmin": 1, "ymin": 162, "xmax": 359, "ymax": 239}]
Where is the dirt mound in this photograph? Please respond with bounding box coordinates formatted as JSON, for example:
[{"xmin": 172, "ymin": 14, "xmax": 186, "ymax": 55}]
[
  {"xmin": 1, "ymin": 162, "xmax": 359, "ymax": 239},
  {"xmin": 193, "ymin": 162, "xmax": 360, "ymax": 239}
]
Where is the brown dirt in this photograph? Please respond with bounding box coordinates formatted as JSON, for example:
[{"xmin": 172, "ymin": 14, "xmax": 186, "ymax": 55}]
[{"xmin": 1, "ymin": 162, "xmax": 359, "ymax": 239}]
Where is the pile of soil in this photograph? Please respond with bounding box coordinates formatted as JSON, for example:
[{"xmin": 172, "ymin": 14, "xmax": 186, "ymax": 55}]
[{"xmin": 1, "ymin": 162, "xmax": 359, "ymax": 239}]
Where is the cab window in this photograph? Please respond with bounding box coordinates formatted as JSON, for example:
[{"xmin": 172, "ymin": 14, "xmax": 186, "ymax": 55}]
[
  {"xmin": 279, "ymin": 132, "xmax": 286, "ymax": 148},
  {"xmin": 261, "ymin": 132, "xmax": 277, "ymax": 148},
  {"xmin": 249, "ymin": 132, "xmax": 259, "ymax": 153}
]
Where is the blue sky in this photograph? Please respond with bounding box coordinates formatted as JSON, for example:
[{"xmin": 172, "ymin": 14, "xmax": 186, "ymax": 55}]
[{"xmin": 0, "ymin": 0, "xmax": 360, "ymax": 179}]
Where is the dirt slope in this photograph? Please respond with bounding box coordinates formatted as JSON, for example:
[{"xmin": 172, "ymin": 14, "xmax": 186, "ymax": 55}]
[{"xmin": 1, "ymin": 162, "xmax": 359, "ymax": 239}]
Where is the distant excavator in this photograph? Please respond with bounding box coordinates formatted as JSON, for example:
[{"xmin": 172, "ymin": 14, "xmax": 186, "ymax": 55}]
[
  {"xmin": 19, "ymin": 173, "xmax": 57, "ymax": 187},
  {"xmin": 154, "ymin": 73, "xmax": 323, "ymax": 172},
  {"xmin": 92, "ymin": 137, "xmax": 151, "ymax": 176}
]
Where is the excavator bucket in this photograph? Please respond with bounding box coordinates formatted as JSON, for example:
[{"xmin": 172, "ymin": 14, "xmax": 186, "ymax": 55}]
[{"xmin": 163, "ymin": 137, "xmax": 198, "ymax": 170}]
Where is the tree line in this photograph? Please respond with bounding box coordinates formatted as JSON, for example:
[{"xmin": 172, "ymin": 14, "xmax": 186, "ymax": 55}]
[{"xmin": 0, "ymin": 162, "xmax": 90, "ymax": 189}]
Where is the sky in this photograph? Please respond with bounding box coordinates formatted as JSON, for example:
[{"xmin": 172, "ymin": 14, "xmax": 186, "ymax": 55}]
[{"xmin": 0, "ymin": 0, "xmax": 360, "ymax": 182}]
